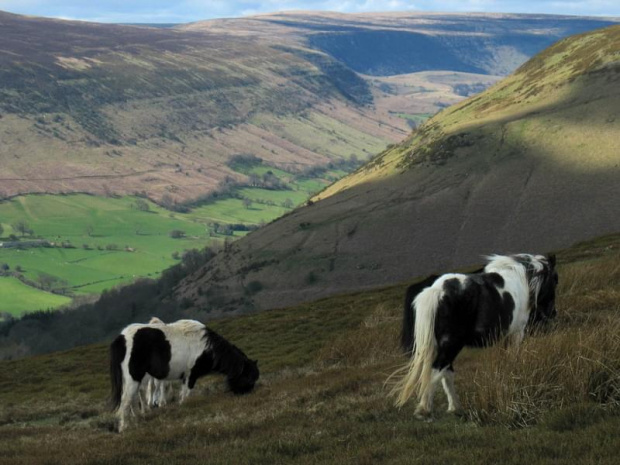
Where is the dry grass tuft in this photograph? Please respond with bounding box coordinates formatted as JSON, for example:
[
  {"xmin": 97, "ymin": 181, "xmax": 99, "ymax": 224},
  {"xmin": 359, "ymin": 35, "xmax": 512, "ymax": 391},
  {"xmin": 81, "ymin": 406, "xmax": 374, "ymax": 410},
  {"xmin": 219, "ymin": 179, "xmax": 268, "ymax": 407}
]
[
  {"xmin": 461, "ymin": 251, "xmax": 620, "ymax": 427},
  {"xmin": 315, "ymin": 303, "xmax": 401, "ymax": 367},
  {"xmin": 462, "ymin": 321, "xmax": 620, "ymax": 427}
]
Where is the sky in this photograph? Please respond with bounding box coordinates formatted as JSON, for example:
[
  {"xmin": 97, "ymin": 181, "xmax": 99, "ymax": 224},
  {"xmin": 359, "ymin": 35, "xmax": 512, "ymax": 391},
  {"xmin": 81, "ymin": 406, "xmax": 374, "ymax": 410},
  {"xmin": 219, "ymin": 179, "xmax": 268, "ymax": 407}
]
[{"xmin": 0, "ymin": 0, "xmax": 618, "ymax": 24}]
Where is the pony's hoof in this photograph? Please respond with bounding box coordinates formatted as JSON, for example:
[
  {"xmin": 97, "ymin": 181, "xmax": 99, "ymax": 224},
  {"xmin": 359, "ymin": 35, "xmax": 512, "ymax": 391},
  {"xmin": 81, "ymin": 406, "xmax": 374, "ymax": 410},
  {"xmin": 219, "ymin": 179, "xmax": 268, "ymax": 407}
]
[
  {"xmin": 414, "ymin": 407, "xmax": 433, "ymax": 422},
  {"xmin": 447, "ymin": 408, "xmax": 464, "ymax": 417}
]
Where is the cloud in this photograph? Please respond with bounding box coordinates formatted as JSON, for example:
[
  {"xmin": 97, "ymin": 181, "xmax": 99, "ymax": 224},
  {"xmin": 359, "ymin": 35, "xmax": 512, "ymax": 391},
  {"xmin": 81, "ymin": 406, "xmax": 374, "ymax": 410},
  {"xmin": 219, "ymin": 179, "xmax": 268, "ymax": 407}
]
[{"xmin": 0, "ymin": 0, "xmax": 618, "ymax": 23}]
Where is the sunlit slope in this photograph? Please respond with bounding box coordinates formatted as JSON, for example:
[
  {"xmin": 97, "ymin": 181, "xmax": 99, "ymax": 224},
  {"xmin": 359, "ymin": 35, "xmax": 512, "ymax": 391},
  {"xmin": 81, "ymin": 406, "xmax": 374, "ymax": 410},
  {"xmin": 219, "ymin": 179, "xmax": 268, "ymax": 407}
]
[
  {"xmin": 316, "ymin": 25, "xmax": 620, "ymax": 199},
  {"xmin": 174, "ymin": 26, "xmax": 620, "ymax": 314}
]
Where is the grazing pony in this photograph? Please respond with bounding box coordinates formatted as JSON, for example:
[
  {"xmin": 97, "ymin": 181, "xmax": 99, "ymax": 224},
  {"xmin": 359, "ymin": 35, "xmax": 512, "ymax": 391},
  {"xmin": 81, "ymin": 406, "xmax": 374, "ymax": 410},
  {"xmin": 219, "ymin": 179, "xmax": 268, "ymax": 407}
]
[
  {"xmin": 110, "ymin": 319, "xmax": 259, "ymax": 432},
  {"xmin": 391, "ymin": 254, "xmax": 558, "ymax": 419}
]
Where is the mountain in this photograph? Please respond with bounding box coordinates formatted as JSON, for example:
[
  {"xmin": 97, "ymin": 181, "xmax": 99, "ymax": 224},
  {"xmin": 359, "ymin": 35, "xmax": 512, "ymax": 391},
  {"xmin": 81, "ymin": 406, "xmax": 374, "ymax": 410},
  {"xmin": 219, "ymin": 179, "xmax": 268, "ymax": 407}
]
[
  {"xmin": 0, "ymin": 11, "xmax": 406, "ymax": 203},
  {"xmin": 174, "ymin": 25, "xmax": 620, "ymax": 314},
  {"xmin": 184, "ymin": 11, "xmax": 619, "ymax": 75},
  {"xmin": 1, "ymin": 11, "xmax": 617, "ymax": 203}
]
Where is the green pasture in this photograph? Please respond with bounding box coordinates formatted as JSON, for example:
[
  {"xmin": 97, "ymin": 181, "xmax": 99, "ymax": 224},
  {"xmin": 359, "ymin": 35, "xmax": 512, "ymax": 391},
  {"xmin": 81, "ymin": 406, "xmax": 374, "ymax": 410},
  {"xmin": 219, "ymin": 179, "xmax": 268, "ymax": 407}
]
[
  {"xmin": 0, "ymin": 168, "xmax": 337, "ymax": 314},
  {"xmin": 0, "ymin": 277, "xmax": 71, "ymax": 316},
  {"xmin": 0, "ymin": 193, "xmax": 279, "ymax": 314},
  {"xmin": 188, "ymin": 197, "xmax": 290, "ymax": 225},
  {"xmin": 393, "ymin": 112, "xmax": 434, "ymax": 125}
]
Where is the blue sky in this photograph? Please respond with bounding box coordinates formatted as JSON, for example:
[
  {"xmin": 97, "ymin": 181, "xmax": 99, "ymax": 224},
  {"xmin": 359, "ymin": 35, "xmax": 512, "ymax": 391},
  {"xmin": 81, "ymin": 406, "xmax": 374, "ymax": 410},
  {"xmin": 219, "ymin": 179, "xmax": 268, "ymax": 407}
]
[{"xmin": 0, "ymin": 1, "xmax": 618, "ymax": 23}]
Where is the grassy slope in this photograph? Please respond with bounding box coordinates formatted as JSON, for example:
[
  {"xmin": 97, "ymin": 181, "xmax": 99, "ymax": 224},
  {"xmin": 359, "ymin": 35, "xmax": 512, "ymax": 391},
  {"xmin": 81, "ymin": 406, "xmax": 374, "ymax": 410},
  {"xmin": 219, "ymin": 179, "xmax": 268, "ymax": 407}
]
[
  {"xmin": 316, "ymin": 26, "xmax": 620, "ymax": 200},
  {"xmin": 0, "ymin": 234, "xmax": 618, "ymax": 464}
]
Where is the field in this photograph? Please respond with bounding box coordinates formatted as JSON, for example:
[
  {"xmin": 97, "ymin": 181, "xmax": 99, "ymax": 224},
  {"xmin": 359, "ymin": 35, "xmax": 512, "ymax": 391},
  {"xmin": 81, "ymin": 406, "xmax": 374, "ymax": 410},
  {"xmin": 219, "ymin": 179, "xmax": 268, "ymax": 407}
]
[
  {"xmin": 0, "ymin": 162, "xmax": 334, "ymax": 315},
  {"xmin": 0, "ymin": 234, "xmax": 618, "ymax": 464},
  {"xmin": 0, "ymin": 277, "xmax": 71, "ymax": 316}
]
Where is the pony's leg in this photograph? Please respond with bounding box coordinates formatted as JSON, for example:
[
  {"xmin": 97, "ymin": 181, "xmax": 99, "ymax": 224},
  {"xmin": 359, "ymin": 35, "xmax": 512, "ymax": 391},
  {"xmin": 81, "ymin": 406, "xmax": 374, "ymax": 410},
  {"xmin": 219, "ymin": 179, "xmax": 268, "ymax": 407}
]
[
  {"xmin": 157, "ymin": 380, "xmax": 167, "ymax": 407},
  {"xmin": 509, "ymin": 330, "xmax": 525, "ymax": 348},
  {"xmin": 415, "ymin": 369, "xmax": 443, "ymax": 420},
  {"xmin": 441, "ymin": 368, "xmax": 460, "ymax": 413},
  {"xmin": 118, "ymin": 379, "xmax": 140, "ymax": 433},
  {"xmin": 179, "ymin": 381, "xmax": 191, "ymax": 403},
  {"xmin": 145, "ymin": 376, "xmax": 154, "ymax": 408},
  {"xmin": 422, "ymin": 336, "xmax": 463, "ymax": 417}
]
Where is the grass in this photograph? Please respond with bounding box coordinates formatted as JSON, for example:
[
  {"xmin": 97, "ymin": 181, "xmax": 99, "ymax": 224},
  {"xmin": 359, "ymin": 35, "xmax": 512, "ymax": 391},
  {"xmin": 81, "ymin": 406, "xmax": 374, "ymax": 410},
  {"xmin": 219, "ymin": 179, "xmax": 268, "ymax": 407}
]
[
  {"xmin": 0, "ymin": 234, "xmax": 618, "ymax": 463},
  {"xmin": 250, "ymin": 112, "xmax": 390, "ymax": 160},
  {"xmin": 0, "ymin": 277, "xmax": 71, "ymax": 316},
  {"xmin": 392, "ymin": 112, "xmax": 434, "ymax": 125},
  {"xmin": 0, "ymin": 192, "xmax": 296, "ymax": 314}
]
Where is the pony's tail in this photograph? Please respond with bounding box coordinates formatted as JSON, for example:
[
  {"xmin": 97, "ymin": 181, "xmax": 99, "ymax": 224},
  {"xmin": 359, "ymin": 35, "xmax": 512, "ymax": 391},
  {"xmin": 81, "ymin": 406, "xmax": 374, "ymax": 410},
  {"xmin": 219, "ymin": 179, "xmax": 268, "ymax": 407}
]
[
  {"xmin": 110, "ymin": 335, "xmax": 126, "ymax": 411},
  {"xmin": 400, "ymin": 275, "xmax": 440, "ymax": 355},
  {"xmin": 401, "ymin": 286, "xmax": 416, "ymax": 355},
  {"xmin": 392, "ymin": 286, "xmax": 441, "ymax": 407}
]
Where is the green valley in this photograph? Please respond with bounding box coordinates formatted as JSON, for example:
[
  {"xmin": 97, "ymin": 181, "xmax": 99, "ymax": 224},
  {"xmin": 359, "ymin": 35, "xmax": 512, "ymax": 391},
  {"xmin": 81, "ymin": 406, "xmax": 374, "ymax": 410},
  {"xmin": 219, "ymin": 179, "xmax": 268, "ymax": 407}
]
[{"xmin": 0, "ymin": 157, "xmax": 343, "ymax": 315}]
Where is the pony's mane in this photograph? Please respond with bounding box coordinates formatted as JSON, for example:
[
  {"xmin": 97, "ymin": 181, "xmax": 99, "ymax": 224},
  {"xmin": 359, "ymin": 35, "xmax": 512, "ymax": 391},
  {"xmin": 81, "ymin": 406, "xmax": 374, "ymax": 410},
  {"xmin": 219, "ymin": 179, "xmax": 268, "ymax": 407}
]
[
  {"xmin": 167, "ymin": 319, "xmax": 206, "ymax": 337},
  {"xmin": 484, "ymin": 253, "xmax": 548, "ymax": 310}
]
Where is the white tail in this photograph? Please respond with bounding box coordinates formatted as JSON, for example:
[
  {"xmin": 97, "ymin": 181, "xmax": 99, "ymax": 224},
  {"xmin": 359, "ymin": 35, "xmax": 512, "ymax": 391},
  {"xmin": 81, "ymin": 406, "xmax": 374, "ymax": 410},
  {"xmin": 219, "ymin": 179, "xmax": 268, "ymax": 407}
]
[{"xmin": 392, "ymin": 286, "xmax": 442, "ymax": 407}]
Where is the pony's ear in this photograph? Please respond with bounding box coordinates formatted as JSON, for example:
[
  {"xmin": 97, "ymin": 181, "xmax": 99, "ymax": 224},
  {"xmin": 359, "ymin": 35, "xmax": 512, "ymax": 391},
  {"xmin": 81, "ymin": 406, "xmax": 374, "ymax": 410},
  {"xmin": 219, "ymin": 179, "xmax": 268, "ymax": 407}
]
[{"xmin": 548, "ymin": 254, "xmax": 557, "ymax": 268}]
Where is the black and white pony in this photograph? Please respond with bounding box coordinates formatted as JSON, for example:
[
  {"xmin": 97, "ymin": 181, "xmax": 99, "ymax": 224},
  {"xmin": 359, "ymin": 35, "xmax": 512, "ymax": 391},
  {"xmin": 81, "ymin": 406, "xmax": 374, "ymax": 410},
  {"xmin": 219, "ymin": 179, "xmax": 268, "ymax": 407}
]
[
  {"xmin": 110, "ymin": 319, "xmax": 259, "ymax": 432},
  {"xmin": 391, "ymin": 253, "xmax": 558, "ymax": 419}
]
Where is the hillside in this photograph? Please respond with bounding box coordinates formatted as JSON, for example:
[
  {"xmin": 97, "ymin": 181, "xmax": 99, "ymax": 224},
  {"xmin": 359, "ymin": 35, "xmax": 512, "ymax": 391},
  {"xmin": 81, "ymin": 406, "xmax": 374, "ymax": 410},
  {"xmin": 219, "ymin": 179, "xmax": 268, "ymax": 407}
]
[
  {"xmin": 0, "ymin": 11, "xmax": 406, "ymax": 203},
  {"xmin": 174, "ymin": 25, "xmax": 620, "ymax": 314},
  {"xmin": 1, "ymin": 11, "xmax": 618, "ymax": 203},
  {"xmin": 0, "ymin": 234, "xmax": 618, "ymax": 463}
]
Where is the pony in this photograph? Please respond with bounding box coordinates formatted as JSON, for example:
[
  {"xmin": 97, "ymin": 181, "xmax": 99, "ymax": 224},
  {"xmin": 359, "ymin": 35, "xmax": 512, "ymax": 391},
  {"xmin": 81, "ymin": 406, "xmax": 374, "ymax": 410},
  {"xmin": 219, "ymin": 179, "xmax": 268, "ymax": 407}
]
[
  {"xmin": 391, "ymin": 253, "xmax": 558, "ymax": 419},
  {"xmin": 110, "ymin": 318, "xmax": 259, "ymax": 432}
]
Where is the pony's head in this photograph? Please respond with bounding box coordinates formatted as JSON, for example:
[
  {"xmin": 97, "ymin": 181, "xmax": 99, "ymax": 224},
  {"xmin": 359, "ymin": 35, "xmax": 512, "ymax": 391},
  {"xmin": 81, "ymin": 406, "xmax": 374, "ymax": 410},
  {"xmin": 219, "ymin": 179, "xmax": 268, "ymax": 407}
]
[
  {"xmin": 528, "ymin": 254, "xmax": 559, "ymax": 324},
  {"xmin": 228, "ymin": 358, "xmax": 259, "ymax": 395}
]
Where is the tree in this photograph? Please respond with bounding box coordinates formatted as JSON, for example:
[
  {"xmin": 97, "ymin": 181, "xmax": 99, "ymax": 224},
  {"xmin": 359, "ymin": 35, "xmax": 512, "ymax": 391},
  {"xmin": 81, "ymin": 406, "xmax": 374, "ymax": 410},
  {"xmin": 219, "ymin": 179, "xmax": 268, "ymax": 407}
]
[
  {"xmin": 169, "ymin": 230, "xmax": 186, "ymax": 239},
  {"xmin": 248, "ymin": 173, "xmax": 260, "ymax": 187},
  {"xmin": 85, "ymin": 224, "xmax": 94, "ymax": 237},
  {"xmin": 209, "ymin": 222, "xmax": 221, "ymax": 235},
  {"xmin": 348, "ymin": 153, "xmax": 359, "ymax": 166},
  {"xmin": 37, "ymin": 272, "xmax": 68, "ymax": 291},
  {"xmin": 243, "ymin": 198, "xmax": 253, "ymax": 209},
  {"xmin": 0, "ymin": 223, "xmax": 4, "ymax": 238},
  {"xmin": 282, "ymin": 198, "xmax": 294, "ymax": 209},
  {"xmin": 12, "ymin": 220, "xmax": 31, "ymax": 237},
  {"xmin": 160, "ymin": 194, "xmax": 175, "ymax": 211},
  {"xmin": 134, "ymin": 199, "xmax": 150, "ymax": 212}
]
